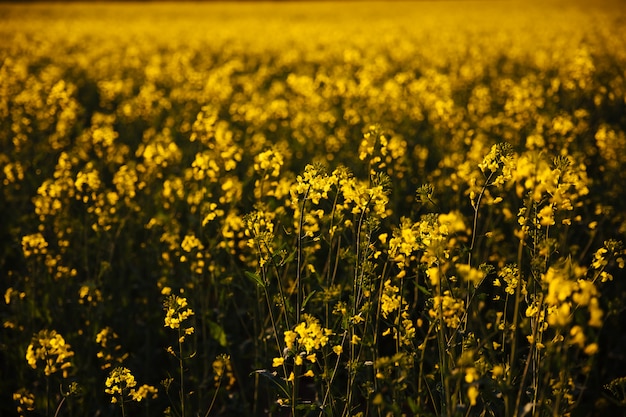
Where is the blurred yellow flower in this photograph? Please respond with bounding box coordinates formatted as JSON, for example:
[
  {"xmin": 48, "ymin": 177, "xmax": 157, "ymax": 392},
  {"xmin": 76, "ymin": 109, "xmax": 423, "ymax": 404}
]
[{"xmin": 26, "ymin": 330, "xmax": 74, "ymax": 377}]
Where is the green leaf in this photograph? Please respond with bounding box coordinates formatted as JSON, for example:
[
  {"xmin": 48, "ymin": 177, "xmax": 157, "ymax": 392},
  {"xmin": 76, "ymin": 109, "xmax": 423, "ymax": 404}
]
[
  {"xmin": 245, "ymin": 271, "xmax": 265, "ymax": 287},
  {"xmin": 301, "ymin": 290, "xmax": 316, "ymax": 310},
  {"xmin": 417, "ymin": 284, "xmax": 431, "ymax": 297},
  {"xmin": 251, "ymin": 369, "xmax": 290, "ymax": 397},
  {"xmin": 208, "ymin": 320, "xmax": 227, "ymax": 347},
  {"xmin": 280, "ymin": 248, "xmax": 297, "ymax": 266}
]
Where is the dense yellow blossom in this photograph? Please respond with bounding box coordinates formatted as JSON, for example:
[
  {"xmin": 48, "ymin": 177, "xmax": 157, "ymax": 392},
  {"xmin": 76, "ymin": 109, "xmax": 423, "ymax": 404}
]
[
  {"xmin": 380, "ymin": 279, "xmax": 401, "ymax": 318},
  {"xmin": 163, "ymin": 295, "xmax": 195, "ymax": 337},
  {"xmin": 105, "ymin": 366, "xmax": 157, "ymax": 403},
  {"xmin": 25, "ymin": 330, "xmax": 74, "ymax": 377},
  {"xmin": 13, "ymin": 388, "xmax": 35, "ymax": 416},
  {"xmin": 429, "ymin": 290, "xmax": 465, "ymax": 329},
  {"xmin": 2, "ymin": 2, "xmax": 625, "ymax": 416},
  {"xmin": 286, "ymin": 314, "xmax": 332, "ymax": 355},
  {"xmin": 21, "ymin": 233, "xmax": 48, "ymax": 258},
  {"xmin": 212, "ymin": 354, "xmax": 236, "ymax": 389}
]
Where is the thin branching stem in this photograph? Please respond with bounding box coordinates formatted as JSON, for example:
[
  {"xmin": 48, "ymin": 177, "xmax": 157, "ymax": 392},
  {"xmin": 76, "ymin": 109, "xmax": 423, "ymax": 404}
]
[{"xmin": 296, "ymin": 186, "xmax": 311, "ymax": 324}]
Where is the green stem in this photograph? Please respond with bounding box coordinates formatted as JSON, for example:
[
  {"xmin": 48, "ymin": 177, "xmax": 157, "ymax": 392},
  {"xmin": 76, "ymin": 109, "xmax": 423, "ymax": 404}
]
[
  {"xmin": 296, "ymin": 187, "xmax": 310, "ymax": 324},
  {"xmin": 258, "ymin": 274, "xmax": 290, "ymax": 397},
  {"xmin": 260, "ymin": 239, "xmax": 290, "ymax": 330},
  {"xmin": 417, "ymin": 323, "xmax": 436, "ymax": 412},
  {"xmin": 435, "ymin": 266, "xmax": 451, "ymax": 417},
  {"xmin": 507, "ymin": 218, "xmax": 527, "ymax": 417},
  {"xmin": 343, "ymin": 206, "xmax": 369, "ymax": 417},
  {"xmin": 204, "ymin": 376, "xmax": 222, "ymax": 417},
  {"xmin": 319, "ymin": 331, "xmax": 347, "ymax": 416},
  {"xmin": 468, "ymin": 171, "xmax": 495, "ymax": 267},
  {"xmin": 514, "ymin": 293, "xmax": 543, "ymax": 416},
  {"xmin": 179, "ymin": 330, "xmax": 185, "ymax": 417},
  {"xmin": 46, "ymin": 375, "xmax": 51, "ymax": 417},
  {"xmin": 53, "ymin": 395, "xmax": 66, "ymax": 417},
  {"xmin": 292, "ymin": 364, "xmax": 299, "ymax": 417}
]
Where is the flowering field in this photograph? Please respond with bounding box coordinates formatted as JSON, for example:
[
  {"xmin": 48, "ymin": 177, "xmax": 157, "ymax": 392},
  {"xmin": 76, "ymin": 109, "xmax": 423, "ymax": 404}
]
[{"xmin": 2, "ymin": 1, "xmax": 626, "ymax": 416}]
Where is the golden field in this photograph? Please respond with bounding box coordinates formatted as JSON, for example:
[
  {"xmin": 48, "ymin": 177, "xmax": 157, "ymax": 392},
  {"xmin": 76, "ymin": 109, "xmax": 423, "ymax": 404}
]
[{"xmin": 1, "ymin": 1, "xmax": 626, "ymax": 416}]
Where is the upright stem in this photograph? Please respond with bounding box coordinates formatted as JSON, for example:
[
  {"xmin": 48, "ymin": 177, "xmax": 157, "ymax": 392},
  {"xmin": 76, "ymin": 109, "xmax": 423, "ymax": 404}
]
[
  {"xmin": 468, "ymin": 171, "xmax": 494, "ymax": 268},
  {"xmin": 179, "ymin": 330, "xmax": 185, "ymax": 417},
  {"xmin": 342, "ymin": 207, "xmax": 368, "ymax": 417},
  {"xmin": 324, "ymin": 192, "xmax": 341, "ymax": 330},
  {"xmin": 515, "ymin": 293, "xmax": 544, "ymax": 416},
  {"xmin": 296, "ymin": 187, "xmax": 310, "ymax": 323},
  {"xmin": 261, "ymin": 240, "xmax": 290, "ymax": 330},
  {"xmin": 120, "ymin": 393, "xmax": 126, "ymax": 417},
  {"xmin": 320, "ymin": 331, "xmax": 347, "ymax": 416},
  {"xmin": 204, "ymin": 377, "xmax": 222, "ymax": 417},
  {"xmin": 291, "ymin": 365, "xmax": 299, "ymax": 417},
  {"xmin": 261, "ymin": 281, "xmax": 291, "ymax": 404},
  {"xmin": 436, "ymin": 268, "xmax": 451, "ymax": 417},
  {"xmin": 46, "ymin": 375, "xmax": 51, "ymax": 417},
  {"xmin": 507, "ymin": 221, "xmax": 526, "ymax": 417},
  {"xmin": 53, "ymin": 396, "xmax": 66, "ymax": 417}
]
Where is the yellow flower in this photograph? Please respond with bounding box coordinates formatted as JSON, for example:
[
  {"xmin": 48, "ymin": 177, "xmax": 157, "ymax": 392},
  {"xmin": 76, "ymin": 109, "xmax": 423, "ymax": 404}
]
[
  {"xmin": 455, "ymin": 264, "xmax": 485, "ymax": 286},
  {"xmin": 181, "ymin": 233, "xmax": 204, "ymax": 253},
  {"xmin": 584, "ymin": 343, "xmax": 599, "ymax": 355},
  {"xmin": 163, "ymin": 295, "xmax": 194, "ymax": 331},
  {"xmin": 538, "ymin": 204, "xmax": 555, "ymax": 226},
  {"xmin": 428, "ymin": 290, "xmax": 465, "ymax": 329},
  {"xmin": 380, "ymin": 279, "xmax": 402, "ymax": 318},
  {"xmin": 254, "ymin": 148, "xmax": 284, "ymax": 178},
  {"xmin": 492, "ymin": 365, "xmax": 504, "ymax": 379},
  {"xmin": 130, "ymin": 384, "xmax": 158, "ymax": 402},
  {"xmin": 13, "ymin": 388, "xmax": 35, "ymax": 415},
  {"xmin": 284, "ymin": 330, "xmax": 297, "ymax": 350},
  {"xmin": 568, "ymin": 325, "xmax": 586, "ymax": 348},
  {"xmin": 426, "ymin": 267, "xmax": 440, "ymax": 287},
  {"xmin": 105, "ymin": 366, "xmax": 136, "ymax": 400},
  {"xmin": 106, "ymin": 367, "xmax": 157, "ymax": 403},
  {"xmin": 499, "ymin": 264, "xmax": 523, "ymax": 296},
  {"xmin": 212, "ymin": 354, "xmax": 236, "ymax": 388},
  {"xmin": 588, "ymin": 297, "xmax": 603, "ymax": 327},
  {"xmin": 21, "ymin": 233, "xmax": 48, "ymax": 258},
  {"xmin": 467, "ymin": 385, "xmax": 479, "ymax": 406},
  {"xmin": 26, "ymin": 330, "xmax": 74, "ymax": 377},
  {"xmin": 547, "ymin": 302, "xmax": 572, "ymax": 327},
  {"xmin": 465, "ymin": 367, "xmax": 479, "ymax": 383},
  {"xmin": 591, "ymin": 247, "xmax": 608, "ymax": 270},
  {"xmin": 272, "ymin": 357, "xmax": 284, "ymax": 367},
  {"xmin": 96, "ymin": 327, "xmax": 114, "ymax": 347},
  {"xmin": 287, "ymin": 314, "xmax": 332, "ymax": 354}
]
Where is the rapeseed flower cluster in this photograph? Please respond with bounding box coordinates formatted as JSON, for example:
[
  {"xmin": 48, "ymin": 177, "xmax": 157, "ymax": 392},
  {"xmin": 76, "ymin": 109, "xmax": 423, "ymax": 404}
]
[
  {"xmin": 273, "ymin": 314, "xmax": 337, "ymax": 388},
  {"xmin": 212, "ymin": 354, "xmax": 236, "ymax": 389},
  {"xmin": 25, "ymin": 329, "xmax": 74, "ymax": 378},
  {"xmin": 105, "ymin": 366, "xmax": 157, "ymax": 404},
  {"xmin": 428, "ymin": 290, "xmax": 465, "ymax": 329},
  {"xmin": 543, "ymin": 265, "xmax": 603, "ymax": 329},
  {"xmin": 21, "ymin": 233, "xmax": 48, "ymax": 258},
  {"xmin": 12, "ymin": 388, "xmax": 35, "ymax": 417},
  {"xmin": 95, "ymin": 327, "xmax": 128, "ymax": 369},
  {"xmin": 283, "ymin": 314, "xmax": 333, "ymax": 356},
  {"xmin": 163, "ymin": 295, "xmax": 195, "ymax": 340}
]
